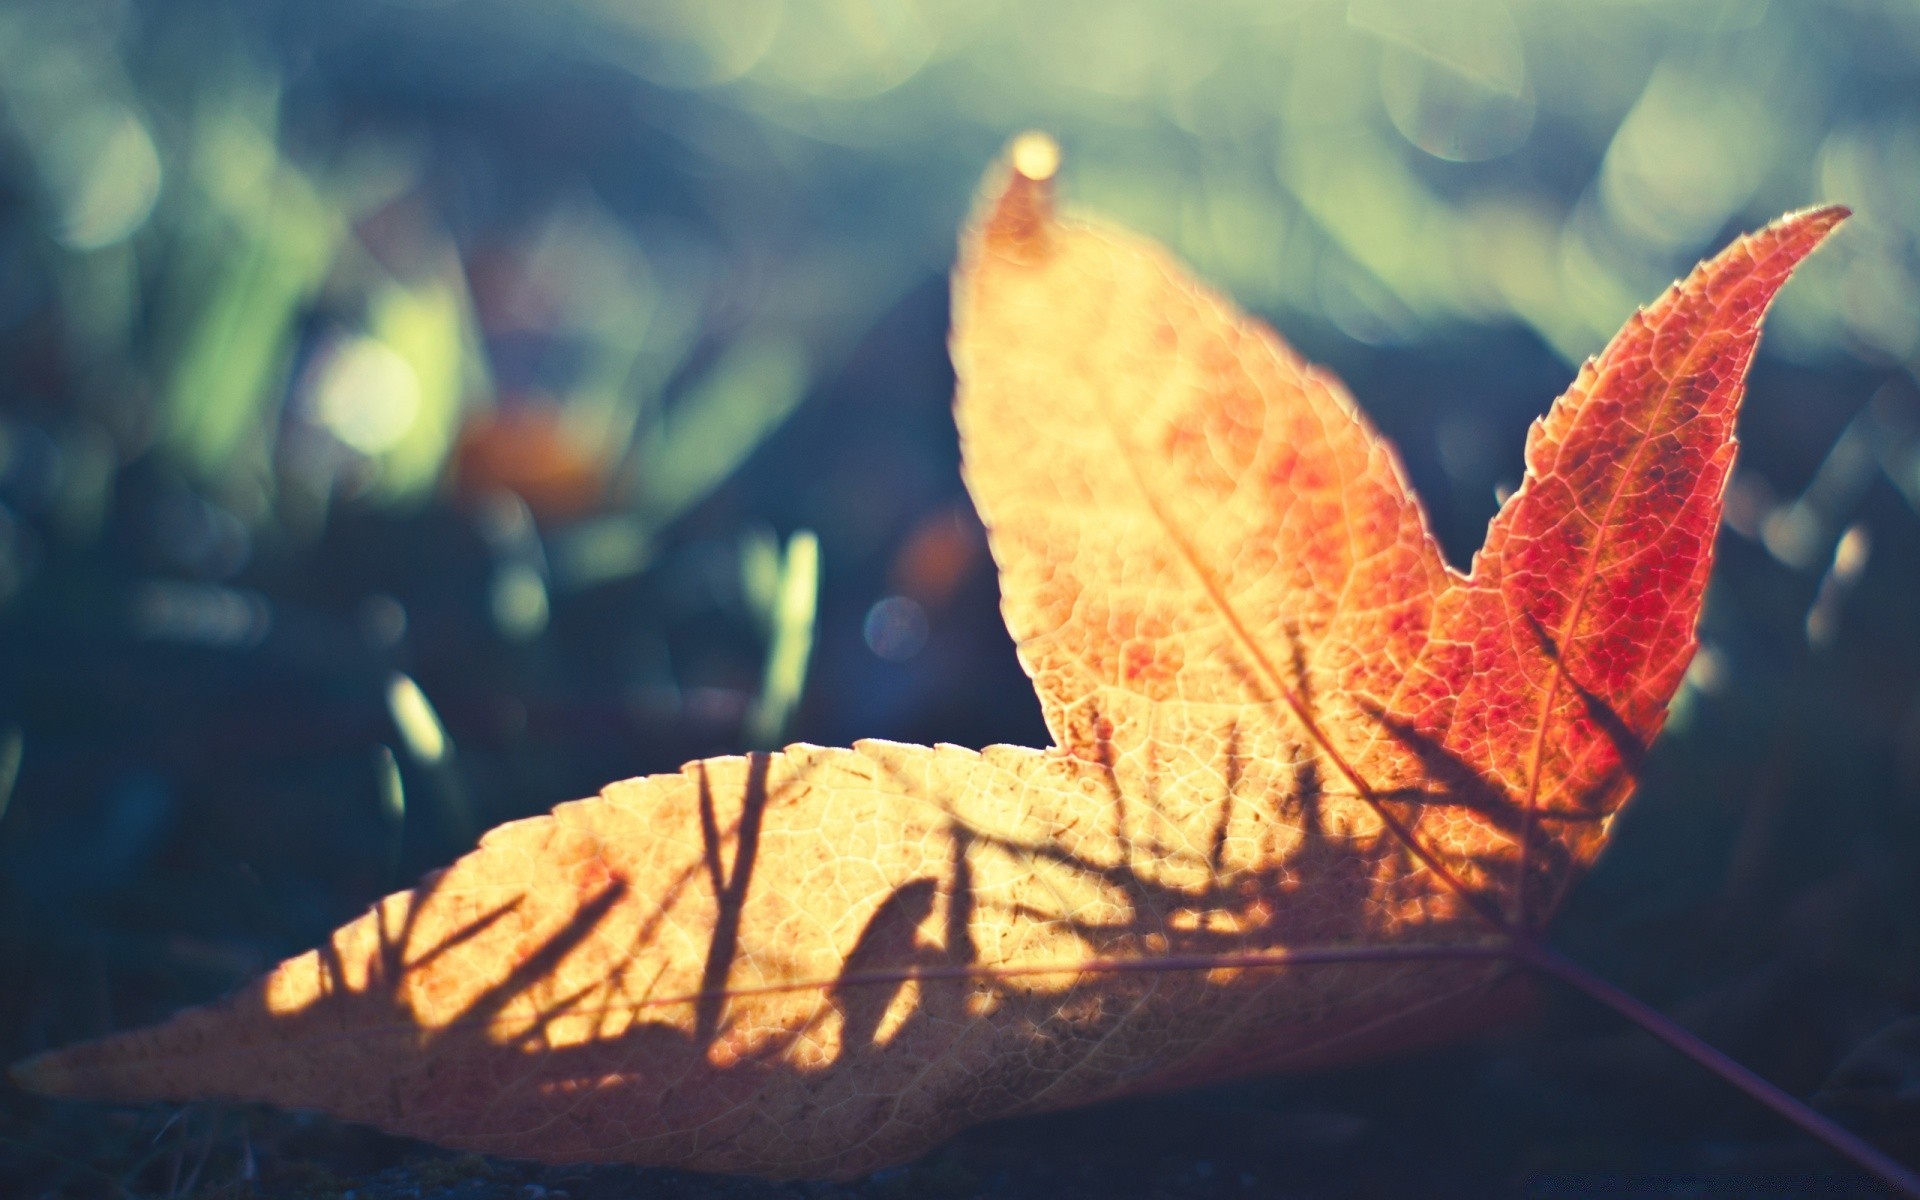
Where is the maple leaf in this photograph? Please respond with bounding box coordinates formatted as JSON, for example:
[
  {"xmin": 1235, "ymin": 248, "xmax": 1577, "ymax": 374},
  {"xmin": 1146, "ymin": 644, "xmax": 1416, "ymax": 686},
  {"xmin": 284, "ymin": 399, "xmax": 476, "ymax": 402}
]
[{"xmin": 10, "ymin": 138, "xmax": 1847, "ymax": 1182}]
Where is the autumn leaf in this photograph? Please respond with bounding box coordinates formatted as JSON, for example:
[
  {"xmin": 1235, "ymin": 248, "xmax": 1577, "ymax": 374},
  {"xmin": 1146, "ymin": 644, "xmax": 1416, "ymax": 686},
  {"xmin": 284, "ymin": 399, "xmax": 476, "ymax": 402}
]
[{"xmin": 9, "ymin": 138, "xmax": 1845, "ymax": 1182}]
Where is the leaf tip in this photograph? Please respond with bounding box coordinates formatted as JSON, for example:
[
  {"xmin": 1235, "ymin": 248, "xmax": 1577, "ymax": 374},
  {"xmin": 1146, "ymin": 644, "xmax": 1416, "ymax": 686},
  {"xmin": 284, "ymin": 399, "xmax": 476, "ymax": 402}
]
[
  {"xmin": 1009, "ymin": 131, "xmax": 1060, "ymax": 185},
  {"xmin": 981, "ymin": 132, "xmax": 1061, "ymax": 260},
  {"xmin": 1767, "ymin": 203, "xmax": 1850, "ymax": 261}
]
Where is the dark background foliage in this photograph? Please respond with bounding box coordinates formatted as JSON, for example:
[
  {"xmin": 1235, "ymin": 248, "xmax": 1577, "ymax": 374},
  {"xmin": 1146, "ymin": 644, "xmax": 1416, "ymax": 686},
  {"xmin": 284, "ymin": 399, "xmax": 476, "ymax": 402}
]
[{"xmin": 1, "ymin": 0, "xmax": 1918, "ymax": 1195}]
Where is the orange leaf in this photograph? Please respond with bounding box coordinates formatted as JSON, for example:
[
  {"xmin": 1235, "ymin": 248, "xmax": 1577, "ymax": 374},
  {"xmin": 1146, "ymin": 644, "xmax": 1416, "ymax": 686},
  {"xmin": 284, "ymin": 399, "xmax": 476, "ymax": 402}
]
[{"xmin": 9, "ymin": 139, "xmax": 1844, "ymax": 1180}]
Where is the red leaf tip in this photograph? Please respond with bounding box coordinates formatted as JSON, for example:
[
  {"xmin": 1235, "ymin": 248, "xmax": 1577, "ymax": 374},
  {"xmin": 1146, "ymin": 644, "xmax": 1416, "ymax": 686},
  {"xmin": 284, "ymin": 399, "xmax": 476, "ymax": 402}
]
[
  {"xmin": 1794, "ymin": 202, "xmax": 1851, "ymax": 227},
  {"xmin": 1763, "ymin": 203, "xmax": 1850, "ymax": 256}
]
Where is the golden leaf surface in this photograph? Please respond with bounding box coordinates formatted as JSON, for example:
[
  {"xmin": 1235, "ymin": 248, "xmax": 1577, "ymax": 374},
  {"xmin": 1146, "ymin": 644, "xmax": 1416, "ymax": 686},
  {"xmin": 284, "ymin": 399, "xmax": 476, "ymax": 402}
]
[{"xmin": 11, "ymin": 140, "xmax": 1844, "ymax": 1180}]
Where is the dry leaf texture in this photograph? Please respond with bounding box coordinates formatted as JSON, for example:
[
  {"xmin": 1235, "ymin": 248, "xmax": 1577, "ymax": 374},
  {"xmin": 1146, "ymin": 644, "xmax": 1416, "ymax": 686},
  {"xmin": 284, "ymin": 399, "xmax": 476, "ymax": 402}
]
[{"xmin": 10, "ymin": 141, "xmax": 1844, "ymax": 1180}]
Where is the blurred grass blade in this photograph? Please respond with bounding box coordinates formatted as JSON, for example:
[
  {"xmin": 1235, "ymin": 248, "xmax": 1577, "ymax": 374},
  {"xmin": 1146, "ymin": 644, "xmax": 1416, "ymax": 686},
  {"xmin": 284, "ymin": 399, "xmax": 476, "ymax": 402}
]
[
  {"xmin": 385, "ymin": 673, "xmax": 472, "ymax": 844},
  {"xmin": 0, "ymin": 15, "xmax": 161, "ymax": 252},
  {"xmin": 1806, "ymin": 522, "xmax": 1871, "ymax": 649},
  {"xmin": 372, "ymin": 744, "xmax": 405, "ymax": 880},
  {"xmin": 479, "ymin": 493, "xmax": 551, "ymax": 641},
  {"xmin": 367, "ymin": 269, "xmax": 485, "ymax": 505},
  {"xmin": 744, "ymin": 529, "xmax": 819, "ymax": 750},
  {"xmin": 0, "ymin": 726, "xmax": 22, "ymax": 828},
  {"xmin": 551, "ymin": 516, "xmax": 654, "ymax": 591},
  {"xmin": 162, "ymin": 229, "xmax": 320, "ymax": 486},
  {"xmin": 0, "ymin": 11, "xmax": 158, "ymax": 373},
  {"xmin": 739, "ymin": 523, "xmax": 783, "ymax": 635},
  {"xmin": 491, "ymin": 562, "xmax": 551, "ymax": 641},
  {"xmin": 52, "ymin": 422, "xmax": 116, "ymax": 546},
  {"xmin": 159, "ymin": 100, "xmax": 340, "ymax": 505},
  {"xmin": 533, "ymin": 194, "xmax": 690, "ymax": 455},
  {"xmin": 386, "ymin": 674, "xmax": 448, "ymax": 765},
  {"xmin": 625, "ymin": 334, "xmax": 809, "ymax": 527}
]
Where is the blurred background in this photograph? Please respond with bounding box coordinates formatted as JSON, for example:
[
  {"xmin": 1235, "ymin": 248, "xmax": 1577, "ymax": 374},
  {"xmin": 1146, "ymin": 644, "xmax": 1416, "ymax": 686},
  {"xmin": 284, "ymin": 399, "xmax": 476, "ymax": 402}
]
[{"xmin": 1, "ymin": 0, "xmax": 1918, "ymax": 1195}]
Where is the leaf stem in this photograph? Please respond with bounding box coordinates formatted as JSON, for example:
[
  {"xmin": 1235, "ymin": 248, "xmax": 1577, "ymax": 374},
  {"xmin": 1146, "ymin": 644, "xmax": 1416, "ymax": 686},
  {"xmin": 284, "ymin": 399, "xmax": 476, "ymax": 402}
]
[{"xmin": 1517, "ymin": 938, "xmax": 1920, "ymax": 1199}]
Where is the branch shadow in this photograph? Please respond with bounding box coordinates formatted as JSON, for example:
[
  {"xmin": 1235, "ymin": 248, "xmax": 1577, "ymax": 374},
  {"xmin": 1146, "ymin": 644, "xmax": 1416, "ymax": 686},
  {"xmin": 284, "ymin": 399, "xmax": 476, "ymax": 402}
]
[{"xmin": 32, "ymin": 658, "xmax": 1641, "ymax": 1179}]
